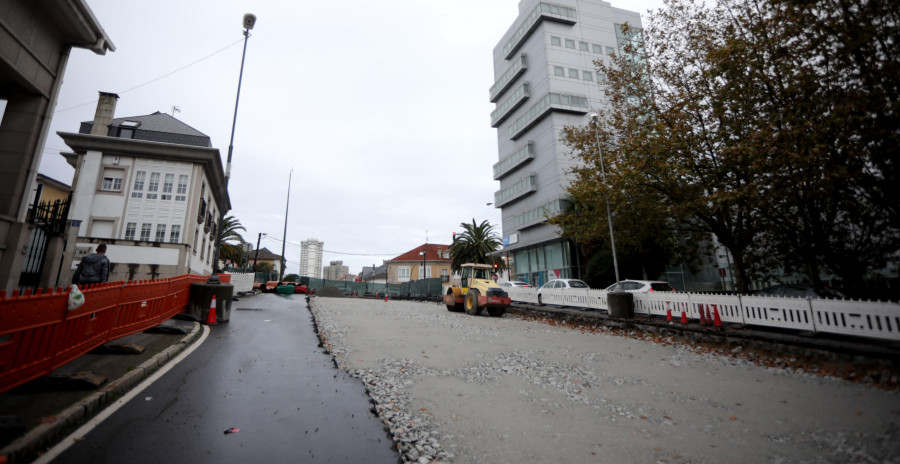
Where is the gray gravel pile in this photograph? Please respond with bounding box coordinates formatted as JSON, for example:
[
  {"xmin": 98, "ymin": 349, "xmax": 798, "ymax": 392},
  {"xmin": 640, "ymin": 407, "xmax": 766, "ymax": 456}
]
[{"xmin": 310, "ymin": 298, "xmax": 900, "ymax": 464}]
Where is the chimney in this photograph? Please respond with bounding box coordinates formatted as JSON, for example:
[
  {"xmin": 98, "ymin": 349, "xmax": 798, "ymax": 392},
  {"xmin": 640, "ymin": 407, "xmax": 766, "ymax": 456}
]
[{"xmin": 90, "ymin": 91, "xmax": 119, "ymax": 136}]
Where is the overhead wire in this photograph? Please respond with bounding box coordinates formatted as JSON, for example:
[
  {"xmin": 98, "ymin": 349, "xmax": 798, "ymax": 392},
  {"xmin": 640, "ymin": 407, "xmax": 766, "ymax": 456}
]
[{"xmin": 54, "ymin": 38, "xmax": 245, "ymax": 114}]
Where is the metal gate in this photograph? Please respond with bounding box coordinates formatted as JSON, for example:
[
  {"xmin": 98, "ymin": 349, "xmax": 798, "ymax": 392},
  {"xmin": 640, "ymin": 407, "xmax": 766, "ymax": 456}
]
[
  {"xmin": 18, "ymin": 226, "xmax": 49, "ymax": 291},
  {"xmin": 18, "ymin": 191, "xmax": 71, "ymax": 292}
]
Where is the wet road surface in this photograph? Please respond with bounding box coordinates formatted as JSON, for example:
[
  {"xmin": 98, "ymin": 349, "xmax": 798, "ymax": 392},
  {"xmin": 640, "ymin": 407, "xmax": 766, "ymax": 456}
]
[{"xmin": 49, "ymin": 293, "xmax": 398, "ymax": 464}]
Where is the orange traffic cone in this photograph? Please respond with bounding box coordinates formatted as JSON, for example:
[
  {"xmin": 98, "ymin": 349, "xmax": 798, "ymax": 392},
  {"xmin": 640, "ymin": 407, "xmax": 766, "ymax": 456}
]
[
  {"xmin": 713, "ymin": 304, "xmax": 723, "ymax": 328},
  {"xmin": 699, "ymin": 304, "xmax": 708, "ymax": 325},
  {"xmin": 705, "ymin": 305, "xmax": 713, "ymax": 325},
  {"xmin": 384, "ymin": 293, "xmax": 388, "ymax": 302},
  {"xmin": 680, "ymin": 310, "xmax": 688, "ymax": 324},
  {"xmin": 206, "ymin": 295, "xmax": 218, "ymax": 325},
  {"xmin": 666, "ymin": 308, "xmax": 673, "ymax": 324}
]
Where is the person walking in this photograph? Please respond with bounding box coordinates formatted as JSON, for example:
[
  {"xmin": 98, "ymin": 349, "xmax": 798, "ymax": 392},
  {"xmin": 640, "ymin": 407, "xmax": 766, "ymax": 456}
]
[{"xmin": 73, "ymin": 243, "xmax": 110, "ymax": 285}]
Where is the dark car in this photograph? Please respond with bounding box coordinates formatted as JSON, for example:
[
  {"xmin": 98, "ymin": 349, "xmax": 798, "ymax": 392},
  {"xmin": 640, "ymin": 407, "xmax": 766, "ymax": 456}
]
[{"xmin": 751, "ymin": 284, "xmax": 845, "ymax": 299}]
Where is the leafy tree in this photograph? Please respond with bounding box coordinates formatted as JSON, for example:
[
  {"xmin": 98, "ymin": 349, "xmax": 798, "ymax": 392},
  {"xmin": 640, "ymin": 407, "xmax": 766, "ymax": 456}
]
[
  {"xmin": 218, "ymin": 216, "xmax": 247, "ymax": 267},
  {"xmin": 255, "ymin": 261, "xmax": 273, "ymax": 273},
  {"xmin": 557, "ymin": 0, "xmax": 899, "ymax": 293},
  {"xmin": 448, "ymin": 219, "xmax": 504, "ymax": 272},
  {"xmin": 283, "ymin": 273, "xmax": 300, "ymax": 282}
]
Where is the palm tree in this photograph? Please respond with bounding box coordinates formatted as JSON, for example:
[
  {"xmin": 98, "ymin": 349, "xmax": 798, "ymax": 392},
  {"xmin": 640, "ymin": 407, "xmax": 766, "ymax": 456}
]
[
  {"xmin": 219, "ymin": 215, "xmax": 247, "ymax": 268},
  {"xmin": 449, "ymin": 219, "xmax": 504, "ymax": 272}
]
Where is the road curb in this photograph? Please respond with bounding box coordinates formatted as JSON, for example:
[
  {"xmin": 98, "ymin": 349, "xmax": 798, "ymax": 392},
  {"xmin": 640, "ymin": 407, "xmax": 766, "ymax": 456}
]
[{"xmin": 0, "ymin": 322, "xmax": 202, "ymax": 464}]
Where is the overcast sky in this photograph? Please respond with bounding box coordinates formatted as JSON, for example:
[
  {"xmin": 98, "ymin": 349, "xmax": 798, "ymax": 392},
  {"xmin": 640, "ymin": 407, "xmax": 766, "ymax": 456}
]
[{"xmin": 42, "ymin": 0, "xmax": 665, "ymax": 276}]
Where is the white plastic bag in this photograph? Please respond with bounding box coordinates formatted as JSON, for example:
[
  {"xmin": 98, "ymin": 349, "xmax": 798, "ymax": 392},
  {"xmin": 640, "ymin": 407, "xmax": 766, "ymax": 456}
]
[{"xmin": 68, "ymin": 285, "xmax": 85, "ymax": 310}]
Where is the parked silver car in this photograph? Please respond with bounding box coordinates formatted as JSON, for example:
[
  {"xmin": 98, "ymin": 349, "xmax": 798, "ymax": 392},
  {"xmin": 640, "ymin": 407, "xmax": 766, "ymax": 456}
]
[
  {"xmin": 500, "ymin": 281, "xmax": 532, "ymax": 288},
  {"xmin": 537, "ymin": 279, "xmax": 590, "ymax": 305},
  {"xmin": 604, "ymin": 280, "xmax": 675, "ymax": 293}
]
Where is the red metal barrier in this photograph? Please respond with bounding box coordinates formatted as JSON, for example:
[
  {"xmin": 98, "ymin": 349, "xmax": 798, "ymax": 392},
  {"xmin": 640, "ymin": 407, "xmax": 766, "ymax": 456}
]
[{"xmin": 0, "ymin": 274, "xmax": 211, "ymax": 395}]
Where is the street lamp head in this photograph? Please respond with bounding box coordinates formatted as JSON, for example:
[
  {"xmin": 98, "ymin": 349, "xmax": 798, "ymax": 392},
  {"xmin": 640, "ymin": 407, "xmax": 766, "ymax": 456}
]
[
  {"xmin": 589, "ymin": 112, "xmax": 599, "ymax": 120},
  {"xmin": 243, "ymin": 13, "xmax": 257, "ymax": 30}
]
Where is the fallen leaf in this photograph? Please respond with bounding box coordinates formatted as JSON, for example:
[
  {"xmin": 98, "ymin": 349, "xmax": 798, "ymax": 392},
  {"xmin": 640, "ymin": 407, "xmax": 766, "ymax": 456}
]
[
  {"xmin": 37, "ymin": 416, "xmax": 56, "ymax": 424},
  {"xmin": 73, "ymin": 437, "xmax": 85, "ymax": 442},
  {"xmin": 729, "ymin": 416, "xmax": 738, "ymax": 421}
]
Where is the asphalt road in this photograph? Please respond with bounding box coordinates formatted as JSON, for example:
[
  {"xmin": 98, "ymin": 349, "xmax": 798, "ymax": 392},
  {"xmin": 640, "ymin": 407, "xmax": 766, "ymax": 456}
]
[{"xmin": 45, "ymin": 293, "xmax": 397, "ymax": 464}]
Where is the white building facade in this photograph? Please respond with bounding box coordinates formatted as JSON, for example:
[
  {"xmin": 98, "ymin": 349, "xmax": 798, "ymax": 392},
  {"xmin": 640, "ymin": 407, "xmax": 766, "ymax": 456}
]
[
  {"xmin": 58, "ymin": 92, "xmax": 229, "ymax": 282},
  {"xmin": 490, "ymin": 0, "xmax": 641, "ymax": 287},
  {"xmin": 300, "ymin": 238, "xmax": 323, "ymax": 278}
]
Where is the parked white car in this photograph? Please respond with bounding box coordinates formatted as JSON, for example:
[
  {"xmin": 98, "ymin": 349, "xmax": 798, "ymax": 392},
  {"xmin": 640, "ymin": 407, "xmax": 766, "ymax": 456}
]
[
  {"xmin": 500, "ymin": 281, "xmax": 532, "ymax": 288},
  {"xmin": 537, "ymin": 279, "xmax": 590, "ymax": 305},
  {"xmin": 604, "ymin": 280, "xmax": 675, "ymax": 293}
]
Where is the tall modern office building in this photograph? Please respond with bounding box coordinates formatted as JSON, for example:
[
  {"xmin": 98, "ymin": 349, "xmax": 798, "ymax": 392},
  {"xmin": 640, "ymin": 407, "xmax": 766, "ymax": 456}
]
[
  {"xmin": 490, "ymin": 0, "xmax": 641, "ymax": 287},
  {"xmin": 299, "ymin": 238, "xmax": 324, "ymax": 278}
]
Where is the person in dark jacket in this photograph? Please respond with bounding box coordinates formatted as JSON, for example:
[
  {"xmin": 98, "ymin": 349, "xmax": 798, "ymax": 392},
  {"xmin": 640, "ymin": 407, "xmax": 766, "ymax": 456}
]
[{"xmin": 73, "ymin": 244, "xmax": 110, "ymax": 285}]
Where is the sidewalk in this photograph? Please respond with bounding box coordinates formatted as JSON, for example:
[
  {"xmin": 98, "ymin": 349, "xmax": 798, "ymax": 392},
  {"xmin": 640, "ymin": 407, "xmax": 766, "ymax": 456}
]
[{"xmin": 0, "ymin": 318, "xmax": 202, "ymax": 463}]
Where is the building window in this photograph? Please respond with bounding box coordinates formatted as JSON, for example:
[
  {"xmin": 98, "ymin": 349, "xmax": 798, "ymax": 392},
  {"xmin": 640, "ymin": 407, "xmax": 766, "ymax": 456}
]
[
  {"xmin": 579, "ymin": 41, "xmax": 589, "ymax": 51},
  {"xmin": 583, "ymin": 70, "xmax": 593, "ymax": 81},
  {"xmin": 101, "ymin": 168, "xmax": 124, "ymax": 192},
  {"xmin": 398, "ymin": 266, "xmax": 410, "ymax": 283},
  {"xmin": 124, "ymin": 222, "xmax": 136, "ymax": 240},
  {"xmin": 117, "ymin": 127, "xmax": 134, "ymax": 139},
  {"xmin": 418, "ymin": 265, "xmax": 432, "ymax": 279},
  {"xmin": 554, "ymin": 66, "xmax": 565, "ymax": 77},
  {"xmin": 176, "ymin": 174, "xmax": 188, "ymax": 201},
  {"xmin": 131, "ymin": 171, "xmax": 146, "ymax": 198},
  {"xmin": 550, "ymin": 36, "xmax": 561, "ymax": 46},
  {"xmin": 565, "ymin": 38, "xmax": 575, "ymax": 49},
  {"xmin": 592, "ymin": 43, "xmax": 603, "ymax": 54},
  {"xmin": 155, "ymin": 224, "xmax": 166, "ymax": 242},
  {"xmin": 162, "ymin": 173, "xmax": 174, "ymax": 200},
  {"xmin": 140, "ymin": 223, "xmax": 152, "ymax": 241},
  {"xmin": 606, "ymin": 46, "xmax": 616, "ymax": 56},
  {"xmin": 147, "ymin": 173, "xmax": 160, "ymax": 199},
  {"xmin": 170, "ymin": 225, "xmax": 181, "ymax": 243},
  {"xmin": 568, "ymin": 68, "xmax": 579, "ymax": 78},
  {"xmin": 201, "ymin": 238, "xmax": 206, "ymax": 258},
  {"xmin": 193, "ymin": 230, "xmax": 199, "ymax": 254}
]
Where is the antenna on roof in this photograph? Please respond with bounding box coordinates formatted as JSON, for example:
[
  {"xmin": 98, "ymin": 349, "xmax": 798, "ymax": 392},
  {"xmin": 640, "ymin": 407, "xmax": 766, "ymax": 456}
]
[{"xmin": 170, "ymin": 105, "xmax": 181, "ymax": 116}]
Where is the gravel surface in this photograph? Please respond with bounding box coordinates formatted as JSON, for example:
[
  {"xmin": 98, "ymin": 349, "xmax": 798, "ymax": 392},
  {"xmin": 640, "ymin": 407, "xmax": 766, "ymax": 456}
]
[{"xmin": 309, "ymin": 297, "xmax": 900, "ymax": 464}]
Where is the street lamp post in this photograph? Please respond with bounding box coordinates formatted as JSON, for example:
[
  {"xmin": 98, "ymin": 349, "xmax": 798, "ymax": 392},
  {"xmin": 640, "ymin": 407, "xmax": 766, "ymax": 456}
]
[
  {"xmin": 279, "ymin": 169, "xmax": 292, "ymax": 280},
  {"xmin": 589, "ymin": 113, "xmax": 621, "ymax": 283},
  {"xmin": 419, "ymin": 250, "xmax": 427, "ymax": 297},
  {"xmin": 209, "ymin": 13, "xmax": 256, "ymax": 284}
]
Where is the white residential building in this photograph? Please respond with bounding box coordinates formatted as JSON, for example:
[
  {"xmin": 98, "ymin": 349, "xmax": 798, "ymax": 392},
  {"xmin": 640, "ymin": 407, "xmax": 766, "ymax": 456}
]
[
  {"xmin": 300, "ymin": 238, "xmax": 323, "ymax": 278},
  {"xmin": 58, "ymin": 92, "xmax": 229, "ymax": 281},
  {"xmin": 490, "ymin": 0, "xmax": 641, "ymax": 287}
]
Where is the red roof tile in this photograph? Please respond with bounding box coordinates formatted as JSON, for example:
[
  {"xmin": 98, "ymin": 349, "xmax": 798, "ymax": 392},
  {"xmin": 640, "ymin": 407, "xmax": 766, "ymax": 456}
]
[{"xmin": 390, "ymin": 243, "xmax": 452, "ymax": 262}]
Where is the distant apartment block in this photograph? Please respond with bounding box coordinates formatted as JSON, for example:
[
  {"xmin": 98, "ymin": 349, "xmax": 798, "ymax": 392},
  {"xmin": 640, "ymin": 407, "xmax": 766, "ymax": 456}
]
[
  {"xmin": 322, "ymin": 260, "xmax": 349, "ymax": 281},
  {"xmin": 300, "ymin": 238, "xmax": 324, "ymax": 278},
  {"xmin": 490, "ymin": 0, "xmax": 641, "ymax": 287}
]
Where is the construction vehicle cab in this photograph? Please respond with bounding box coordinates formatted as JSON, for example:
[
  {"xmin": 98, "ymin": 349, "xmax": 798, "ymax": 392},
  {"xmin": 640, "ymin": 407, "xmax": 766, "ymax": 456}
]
[{"xmin": 443, "ymin": 263, "xmax": 510, "ymax": 317}]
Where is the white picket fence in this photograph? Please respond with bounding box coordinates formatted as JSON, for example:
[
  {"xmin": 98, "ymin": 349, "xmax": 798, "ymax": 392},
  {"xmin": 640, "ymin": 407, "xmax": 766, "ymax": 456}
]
[{"xmin": 505, "ymin": 287, "xmax": 900, "ymax": 342}]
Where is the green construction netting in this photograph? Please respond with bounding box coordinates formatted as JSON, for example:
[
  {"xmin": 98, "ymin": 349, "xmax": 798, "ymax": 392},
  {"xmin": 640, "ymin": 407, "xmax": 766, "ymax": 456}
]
[{"xmin": 305, "ymin": 277, "xmax": 445, "ymax": 298}]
